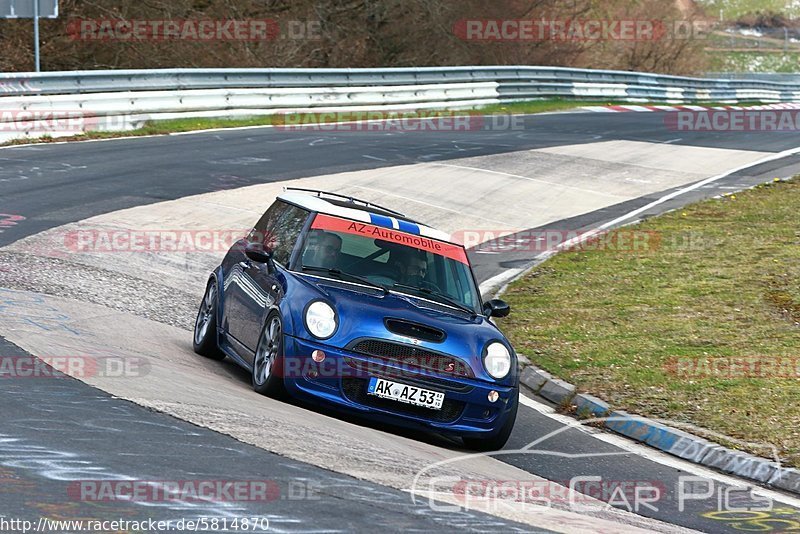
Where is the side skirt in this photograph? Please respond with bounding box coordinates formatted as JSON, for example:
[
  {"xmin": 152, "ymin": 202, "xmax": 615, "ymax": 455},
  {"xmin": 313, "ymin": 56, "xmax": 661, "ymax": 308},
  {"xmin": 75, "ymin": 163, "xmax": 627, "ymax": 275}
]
[{"xmin": 219, "ymin": 330, "xmax": 255, "ymax": 372}]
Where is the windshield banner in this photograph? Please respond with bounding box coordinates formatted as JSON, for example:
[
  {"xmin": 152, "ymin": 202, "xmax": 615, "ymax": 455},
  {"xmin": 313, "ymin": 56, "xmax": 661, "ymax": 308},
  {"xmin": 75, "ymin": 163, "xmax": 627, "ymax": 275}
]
[{"xmin": 311, "ymin": 214, "xmax": 468, "ymax": 265}]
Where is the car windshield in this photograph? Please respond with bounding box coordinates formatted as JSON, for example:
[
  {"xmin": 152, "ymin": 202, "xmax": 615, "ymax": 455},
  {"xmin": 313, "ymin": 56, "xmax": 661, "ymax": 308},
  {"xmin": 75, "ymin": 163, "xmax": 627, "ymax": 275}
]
[{"xmin": 299, "ymin": 213, "xmax": 481, "ymax": 313}]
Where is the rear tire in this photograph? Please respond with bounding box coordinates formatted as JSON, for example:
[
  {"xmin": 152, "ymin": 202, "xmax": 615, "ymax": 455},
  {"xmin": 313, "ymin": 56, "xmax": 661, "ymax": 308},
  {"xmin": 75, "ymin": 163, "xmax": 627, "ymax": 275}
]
[
  {"xmin": 462, "ymin": 391, "xmax": 518, "ymax": 452},
  {"xmin": 193, "ymin": 281, "xmax": 226, "ymax": 361},
  {"xmin": 252, "ymin": 313, "xmax": 288, "ymax": 399}
]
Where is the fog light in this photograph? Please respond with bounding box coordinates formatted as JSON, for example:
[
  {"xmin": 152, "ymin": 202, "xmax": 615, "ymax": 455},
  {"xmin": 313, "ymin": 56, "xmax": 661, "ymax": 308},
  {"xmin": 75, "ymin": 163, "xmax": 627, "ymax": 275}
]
[
  {"xmin": 312, "ymin": 350, "xmax": 326, "ymax": 363},
  {"xmin": 488, "ymin": 391, "xmax": 499, "ymax": 403},
  {"xmin": 308, "ymin": 369, "xmax": 319, "ymax": 379}
]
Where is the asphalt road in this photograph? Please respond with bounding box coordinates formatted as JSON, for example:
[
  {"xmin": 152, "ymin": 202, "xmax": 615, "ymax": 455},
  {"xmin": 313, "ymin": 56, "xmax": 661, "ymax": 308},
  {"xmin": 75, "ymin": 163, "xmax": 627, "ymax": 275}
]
[
  {"xmin": 4, "ymin": 111, "xmax": 800, "ymax": 249},
  {"xmin": 0, "ymin": 337, "xmax": 535, "ymax": 533},
  {"xmin": 2, "ymin": 111, "xmax": 800, "ymax": 532}
]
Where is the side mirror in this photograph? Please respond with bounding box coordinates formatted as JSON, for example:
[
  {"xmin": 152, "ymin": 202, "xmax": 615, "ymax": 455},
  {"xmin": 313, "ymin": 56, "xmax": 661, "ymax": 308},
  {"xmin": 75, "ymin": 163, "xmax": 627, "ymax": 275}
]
[
  {"xmin": 483, "ymin": 299, "xmax": 511, "ymax": 318},
  {"xmin": 245, "ymin": 242, "xmax": 273, "ymax": 264}
]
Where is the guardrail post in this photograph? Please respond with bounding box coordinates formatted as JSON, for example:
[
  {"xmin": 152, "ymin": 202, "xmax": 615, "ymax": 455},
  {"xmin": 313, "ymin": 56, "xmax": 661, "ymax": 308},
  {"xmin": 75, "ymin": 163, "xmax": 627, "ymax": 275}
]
[{"xmin": 33, "ymin": 0, "xmax": 41, "ymax": 72}]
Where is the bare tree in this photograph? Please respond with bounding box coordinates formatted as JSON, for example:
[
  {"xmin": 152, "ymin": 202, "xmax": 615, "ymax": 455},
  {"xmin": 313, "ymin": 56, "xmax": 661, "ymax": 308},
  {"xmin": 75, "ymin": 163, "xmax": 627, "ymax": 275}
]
[{"xmin": 0, "ymin": 0, "xmax": 710, "ymax": 74}]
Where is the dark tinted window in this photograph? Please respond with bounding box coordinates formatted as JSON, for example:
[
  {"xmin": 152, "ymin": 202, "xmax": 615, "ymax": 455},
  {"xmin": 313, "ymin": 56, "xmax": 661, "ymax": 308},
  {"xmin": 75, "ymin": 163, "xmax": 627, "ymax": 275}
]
[
  {"xmin": 250, "ymin": 203, "xmax": 282, "ymax": 241},
  {"xmin": 248, "ymin": 201, "xmax": 309, "ymax": 266},
  {"xmin": 299, "ymin": 215, "xmax": 479, "ymax": 311}
]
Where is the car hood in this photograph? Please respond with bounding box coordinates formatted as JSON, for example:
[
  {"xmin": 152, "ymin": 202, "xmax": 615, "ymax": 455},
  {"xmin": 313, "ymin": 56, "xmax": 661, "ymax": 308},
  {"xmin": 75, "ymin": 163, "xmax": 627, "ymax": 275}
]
[{"xmin": 288, "ymin": 273, "xmax": 515, "ymax": 384}]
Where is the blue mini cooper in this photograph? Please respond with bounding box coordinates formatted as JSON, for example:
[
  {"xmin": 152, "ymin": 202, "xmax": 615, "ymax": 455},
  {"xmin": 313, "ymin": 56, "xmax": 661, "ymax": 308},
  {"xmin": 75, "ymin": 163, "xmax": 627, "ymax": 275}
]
[{"xmin": 193, "ymin": 189, "xmax": 518, "ymax": 450}]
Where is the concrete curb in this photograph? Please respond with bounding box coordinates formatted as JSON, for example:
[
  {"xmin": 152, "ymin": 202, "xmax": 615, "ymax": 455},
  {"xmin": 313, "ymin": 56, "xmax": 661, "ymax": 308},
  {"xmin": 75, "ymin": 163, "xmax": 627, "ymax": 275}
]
[{"xmin": 519, "ymin": 361, "xmax": 800, "ymax": 497}]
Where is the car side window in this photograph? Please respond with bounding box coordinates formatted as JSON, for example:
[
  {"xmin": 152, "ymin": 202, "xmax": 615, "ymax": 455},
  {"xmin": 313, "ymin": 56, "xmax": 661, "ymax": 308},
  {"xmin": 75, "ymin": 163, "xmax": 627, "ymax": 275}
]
[
  {"xmin": 270, "ymin": 204, "xmax": 308, "ymax": 265},
  {"xmin": 249, "ymin": 203, "xmax": 281, "ymax": 245},
  {"xmin": 248, "ymin": 201, "xmax": 309, "ymax": 266}
]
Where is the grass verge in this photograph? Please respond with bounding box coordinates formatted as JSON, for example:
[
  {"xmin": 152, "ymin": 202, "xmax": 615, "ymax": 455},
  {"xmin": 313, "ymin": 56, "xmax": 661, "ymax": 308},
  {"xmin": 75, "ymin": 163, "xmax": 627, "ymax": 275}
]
[
  {"xmin": 498, "ymin": 178, "xmax": 800, "ymax": 467},
  {"xmin": 709, "ymin": 50, "xmax": 800, "ymax": 73},
  {"xmin": 0, "ymin": 98, "xmax": 730, "ymax": 148}
]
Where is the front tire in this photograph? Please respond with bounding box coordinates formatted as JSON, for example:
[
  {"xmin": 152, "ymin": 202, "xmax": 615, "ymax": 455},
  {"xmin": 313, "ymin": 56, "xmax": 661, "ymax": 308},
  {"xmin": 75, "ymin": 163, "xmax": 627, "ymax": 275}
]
[
  {"xmin": 252, "ymin": 313, "xmax": 288, "ymax": 399},
  {"xmin": 193, "ymin": 280, "xmax": 225, "ymax": 361},
  {"xmin": 462, "ymin": 391, "xmax": 518, "ymax": 452}
]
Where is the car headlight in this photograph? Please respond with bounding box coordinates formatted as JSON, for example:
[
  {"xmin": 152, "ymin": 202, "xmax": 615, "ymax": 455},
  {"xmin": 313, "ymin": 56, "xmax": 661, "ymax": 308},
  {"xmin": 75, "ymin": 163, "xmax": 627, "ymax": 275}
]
[
  {"xmin": 305, "ymin": 301, "xmax": 337, "ymax": 339},
  {"xmin": 483, "ymin": 342, "xmax": 511, "ymax": 379}
]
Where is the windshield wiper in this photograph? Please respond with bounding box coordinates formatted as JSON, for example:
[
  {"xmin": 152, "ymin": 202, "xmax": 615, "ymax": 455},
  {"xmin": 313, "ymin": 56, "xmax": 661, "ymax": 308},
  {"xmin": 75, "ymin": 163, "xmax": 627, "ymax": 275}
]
[
  {"xmin": 301, "ymin": 265, "xmax": 388, "ymax": 295},
  {"xmin": 392, "ymin": 283, "xmax": 477, "ymax": 317}
]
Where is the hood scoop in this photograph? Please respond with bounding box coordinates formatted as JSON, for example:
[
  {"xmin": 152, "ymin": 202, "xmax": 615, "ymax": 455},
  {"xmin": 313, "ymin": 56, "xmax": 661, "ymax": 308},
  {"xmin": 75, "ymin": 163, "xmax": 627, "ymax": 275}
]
[{"xmin": 384, "ymin": 318, "xmax": 446, "ymax": 343}]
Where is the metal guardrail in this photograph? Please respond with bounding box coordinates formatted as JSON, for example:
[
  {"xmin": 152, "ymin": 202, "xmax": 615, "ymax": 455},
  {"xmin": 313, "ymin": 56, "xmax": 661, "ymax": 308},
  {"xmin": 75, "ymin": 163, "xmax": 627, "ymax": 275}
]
[
  {"xmin": 1, "ymin": 66, "xmax": 800, "ymax": 143},
  {"xmin": 5, "ymin": 66, "xmax": 800, "ymax": 96},
  {"xmin": 0, "ymin": 67, "xmax": 788, "ymax": 93},
  {"xmin": 706, "ymin": 72, "xmax": 800, "ymax": 84}
]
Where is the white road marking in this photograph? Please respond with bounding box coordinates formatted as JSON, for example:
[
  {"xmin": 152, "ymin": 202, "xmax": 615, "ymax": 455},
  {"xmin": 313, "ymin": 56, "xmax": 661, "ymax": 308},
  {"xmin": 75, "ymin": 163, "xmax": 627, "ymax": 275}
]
[
  {"xmin": 0, "ymin": 134, "xmax": 156, "ymax": 150},
  {"xmin": 7, "ymin": 123, "xmax": 800, "ymax": 525},
  {"xmin": 170, "ymin": 124, "xmax": 281, "ymax": 135},
  {"xmin": 480, "ymin": 146, "xmax": 800, "ymax": 293},
  {"xmin": 479, "ymin": 267, "xmax": 527, "ymax": 296},
  {"xmin": 597, "ymin": 145, "xmax": 800, "ymax": 231},
  {"xmin": 518, "ymin": 393, "xmax": 800, "ymax": 508},
  {"xmin": 485, "ymin": 154, "xmax": 798, "ymax": 296},
  {"xmin": 209, "ymin": 157, "xmax": 271, "ymax": 165},
  {"xmin": 621, "ymin": 105, "xmax": 654, "ymax": 112},
  {"xmin": 261, "ymin": 137, "xmax": 317, "ymax": 144},
  {"xmin": 582, "ymin": 106, "xmax": 619, "ymax": 113}
]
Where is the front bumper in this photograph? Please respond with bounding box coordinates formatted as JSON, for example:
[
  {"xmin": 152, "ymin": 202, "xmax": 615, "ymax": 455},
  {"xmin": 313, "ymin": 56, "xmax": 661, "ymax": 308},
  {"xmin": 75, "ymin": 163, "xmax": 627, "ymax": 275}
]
[{"xmin": 281, "ymin": 335, "xmax": 517, "ymax": 438}]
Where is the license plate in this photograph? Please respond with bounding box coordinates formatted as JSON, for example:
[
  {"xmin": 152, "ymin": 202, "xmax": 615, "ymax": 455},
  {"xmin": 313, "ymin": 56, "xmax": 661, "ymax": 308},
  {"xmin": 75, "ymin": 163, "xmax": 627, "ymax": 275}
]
[{"xmin": 367, "ymin": 377, "xmax": 444, "ymax": 411}]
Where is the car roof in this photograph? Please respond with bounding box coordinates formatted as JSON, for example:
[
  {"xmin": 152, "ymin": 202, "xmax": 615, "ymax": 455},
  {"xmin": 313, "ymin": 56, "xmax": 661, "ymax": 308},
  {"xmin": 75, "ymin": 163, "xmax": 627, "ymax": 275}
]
[{"xmin": 278, "ymin": 191, "xmax": 456, "ymax": 244}]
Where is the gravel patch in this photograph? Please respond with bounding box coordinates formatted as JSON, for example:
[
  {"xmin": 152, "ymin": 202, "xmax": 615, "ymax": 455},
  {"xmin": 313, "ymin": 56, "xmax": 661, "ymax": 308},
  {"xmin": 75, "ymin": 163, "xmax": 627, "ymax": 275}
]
[{"xmin": 0, "ymin": 251, "xmax": 198, "ymax": 330}]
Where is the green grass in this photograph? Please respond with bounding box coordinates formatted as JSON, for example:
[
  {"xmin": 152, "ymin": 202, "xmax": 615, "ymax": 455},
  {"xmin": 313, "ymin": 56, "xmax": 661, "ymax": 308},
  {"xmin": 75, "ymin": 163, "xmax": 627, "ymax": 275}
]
[
  {"xmin": 709, "ymin": 50, "xmax": 800, "ymax": 72},
  {"xmin": 0, "ymin": 115, "xmax": 286, "ymax": 147},
  {"xmin": 498, "ymin": 178, "xmax": 800, "ymax": 466},
  {"xmin": 696, "ymin": 0, "xmax": 799, "ymax": 19},
  {"xmin": 473, "ymin": 99, "xmax": 624, "ymax": 115},
  {"xmin": 0, "ymin": 99, "xmax": 666, "ymax": 148}
]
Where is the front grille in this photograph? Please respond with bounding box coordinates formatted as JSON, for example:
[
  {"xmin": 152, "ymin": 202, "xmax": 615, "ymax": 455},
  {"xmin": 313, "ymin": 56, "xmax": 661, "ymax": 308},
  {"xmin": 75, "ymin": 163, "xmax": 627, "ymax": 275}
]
[
  {"xmin": 342, "ymin": 378, "xmax": 464, "ymax": 423},
  {"xmin": 349, "ymin": 339, "xmax": 473, "ymax": 378},
  {"xmin": 343, "ymin": 357, "xmax": 474, "ymax": 393}
]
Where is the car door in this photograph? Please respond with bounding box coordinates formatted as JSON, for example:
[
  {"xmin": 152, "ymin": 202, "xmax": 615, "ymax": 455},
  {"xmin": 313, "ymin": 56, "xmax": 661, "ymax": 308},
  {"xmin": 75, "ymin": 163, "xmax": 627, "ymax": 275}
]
[{"xmin": 223, "ymin": 201, "xmax": 309, "ymax": 358}]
